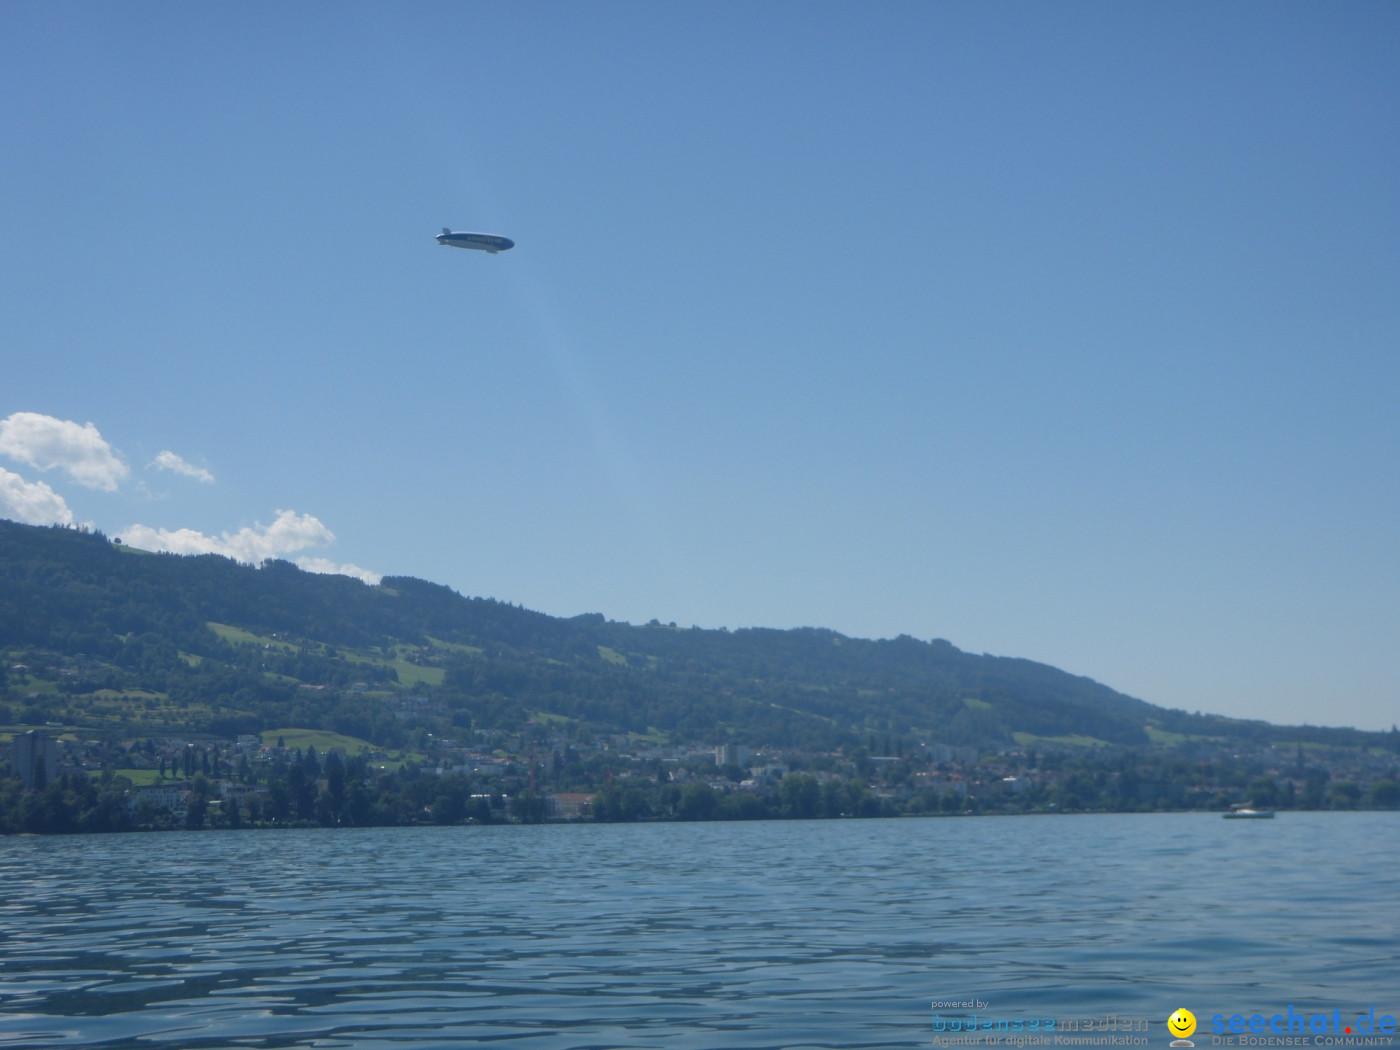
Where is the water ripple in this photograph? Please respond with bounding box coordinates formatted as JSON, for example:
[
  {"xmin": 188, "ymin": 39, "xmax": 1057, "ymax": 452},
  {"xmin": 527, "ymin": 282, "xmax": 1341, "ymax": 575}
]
[{"xmin": 1, "ymin": 813, "xmax": 1397, "ymax": 1048}]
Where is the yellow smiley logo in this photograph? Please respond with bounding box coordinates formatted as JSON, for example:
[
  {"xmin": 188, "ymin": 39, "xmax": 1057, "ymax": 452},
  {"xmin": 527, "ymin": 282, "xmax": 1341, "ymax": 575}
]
[{"xmin": 1169, "ymin": 1010, "xmax": 1197, "ymax": 1039}]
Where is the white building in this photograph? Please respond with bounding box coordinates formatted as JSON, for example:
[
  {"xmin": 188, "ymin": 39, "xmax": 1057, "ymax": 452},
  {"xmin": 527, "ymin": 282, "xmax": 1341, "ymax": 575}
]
[
  {"xmin": 129, "ymin": 784, "xmax": 190, "ymax": 813},
  {"xmin": 548, "ymin": 793, "xmax": 594, "ymax": 819}
]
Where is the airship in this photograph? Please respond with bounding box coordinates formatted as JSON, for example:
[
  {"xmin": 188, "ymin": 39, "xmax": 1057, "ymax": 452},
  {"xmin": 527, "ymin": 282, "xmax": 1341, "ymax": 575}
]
[{"xmin": 436, "ymin": 228, "xmax": 514, "ymax": 253}]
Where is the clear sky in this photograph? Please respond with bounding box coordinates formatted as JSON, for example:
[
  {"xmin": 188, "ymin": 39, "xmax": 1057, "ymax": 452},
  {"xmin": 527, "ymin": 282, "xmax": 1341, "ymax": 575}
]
[{"xmin": 2, "ymin": 3, "xmax": 1397, "ymax": 730}]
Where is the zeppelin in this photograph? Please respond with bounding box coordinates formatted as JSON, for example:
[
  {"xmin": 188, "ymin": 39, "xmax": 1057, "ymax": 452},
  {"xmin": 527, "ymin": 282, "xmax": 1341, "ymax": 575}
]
[{"xmin": 436, "ymin": 228, "xmax": 514, "ymax": 253}]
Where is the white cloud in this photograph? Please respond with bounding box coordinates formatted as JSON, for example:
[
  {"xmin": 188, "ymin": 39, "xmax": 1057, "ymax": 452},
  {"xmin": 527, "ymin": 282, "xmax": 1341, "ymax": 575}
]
[
  {"xmin": 121, "ymin": 508, "xmax": 380, "ymax": 584},
  {"xmin": 122, "ymin": 509, "xmax": 332, "ymax": 562},
  {"xmin": 151, "ymin": 450, "xmax": 214, "ymax": 484},
  {"xmin": 0, "ymin": 412, "xmax": 128, "ymax": 491},
  {"xmin": 0, "ymin": 467, "xmax": 75, "ymax": 526},
  {"xmin": 295, "ymin": 557, "xmax": 383, "ymax": 586}
]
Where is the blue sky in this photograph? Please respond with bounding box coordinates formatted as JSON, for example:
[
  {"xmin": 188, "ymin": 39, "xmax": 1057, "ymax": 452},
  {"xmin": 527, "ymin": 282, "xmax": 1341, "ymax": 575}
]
[{"xmin": 2, "ymin": 3, "xmax": 1397, "ymax": 730}]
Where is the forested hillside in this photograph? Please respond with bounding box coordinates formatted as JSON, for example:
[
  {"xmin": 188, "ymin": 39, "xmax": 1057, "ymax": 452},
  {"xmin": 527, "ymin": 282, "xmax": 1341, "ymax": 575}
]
[{"xmin": 0, "ymin": 519, "xmax": 1385, "ymax": 751}]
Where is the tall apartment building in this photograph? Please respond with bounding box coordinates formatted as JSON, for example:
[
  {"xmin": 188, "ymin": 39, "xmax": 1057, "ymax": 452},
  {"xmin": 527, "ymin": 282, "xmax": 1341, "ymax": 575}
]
[
  {"xmin": 12, "ymin": 730, "xmax": 59, "ymax": 789},
  {"xmin": 714, "ymin": 743, "xmax": 750, "ymax": 768}
]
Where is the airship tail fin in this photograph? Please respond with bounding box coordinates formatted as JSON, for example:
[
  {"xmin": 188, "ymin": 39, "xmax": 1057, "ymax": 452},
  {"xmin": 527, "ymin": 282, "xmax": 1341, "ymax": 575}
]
[{"xmin": 441, "ymin": 228, "xmax": 452, "ymax": 236}]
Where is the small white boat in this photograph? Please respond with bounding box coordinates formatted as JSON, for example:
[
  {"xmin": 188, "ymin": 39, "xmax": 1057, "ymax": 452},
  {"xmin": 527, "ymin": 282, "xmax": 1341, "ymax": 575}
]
[{"xmin": 1223, "ymin": 805, "xmax": 1275, "ymax": 819}]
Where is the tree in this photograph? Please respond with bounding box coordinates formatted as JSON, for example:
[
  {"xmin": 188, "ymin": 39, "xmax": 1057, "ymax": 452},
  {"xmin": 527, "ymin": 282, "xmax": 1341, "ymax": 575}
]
[
  {"xmin": 345, "ymin": 782, "xmax": 373, "ymax": 826},
  {"xmin": 1246, "ymin": 776, "xmax": 1280, "ymax": 808},
  {"xmin": 821, "ymin": 779, "xmax": 846, "ymax": 818},
  {"xmin": 592, "ymin": 785, "xmax": 650, "ymax": 822},
  {"xmin": 290, "ymin": 765, "xmax": 317, "ymax": 820},
  {"xmin": 509, "ymin": 790, "xmax": 546, "ymax": 824},
  {"xmin": 1368, "ymin": 780, "xmax": 1399, "ymax": 809},
  {"xmin": 266, "ymin": 781, "xmax": 290, "ymax": 821},
  {"xmin": 718, "ymin": 792, "xmax": 769, "ymax": 820},
  {"xmin": 324, "ymin": 751, "xmax": 346, "ymax": 819},
  {"xmin": 1328, "ymin": 782, "xmax": 1361, "ymax": 810},
  {"xmin": 678, "ymin": 784, "xmax": 719, "ymax": 821},
  {"xmin": 185, "ymin": 775, "xmax": 210, "ymax": 829},
  {"xmin": 1301, "ymin": 769, "xmax": 1329, "ymax": 809},
  {"xmin": 467, "ymin": 796, "xmax": 493, "ymax": 824},
  {"xmin": 779, "ymin": 774, "xmax": 820, "ymax": 819}
]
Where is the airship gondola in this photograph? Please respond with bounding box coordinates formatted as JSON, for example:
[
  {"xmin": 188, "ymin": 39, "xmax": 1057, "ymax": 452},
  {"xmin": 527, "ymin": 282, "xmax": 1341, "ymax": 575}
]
[{"xmin": 436, "ymin": 228, "xmax": 514, "ymax": 253}]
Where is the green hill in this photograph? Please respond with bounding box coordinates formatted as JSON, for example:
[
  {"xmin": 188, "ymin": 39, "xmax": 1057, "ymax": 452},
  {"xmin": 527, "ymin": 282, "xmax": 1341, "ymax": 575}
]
[{"xmin": 0, "ymin": 519, "xmax": 1386, "ymax": 752}]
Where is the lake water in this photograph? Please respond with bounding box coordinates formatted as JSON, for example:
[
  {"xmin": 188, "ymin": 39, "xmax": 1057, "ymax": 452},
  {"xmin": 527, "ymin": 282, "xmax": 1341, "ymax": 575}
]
[{"xmin": 1, "ymin": 812, "xmax": 1396, "ymax": 1049}]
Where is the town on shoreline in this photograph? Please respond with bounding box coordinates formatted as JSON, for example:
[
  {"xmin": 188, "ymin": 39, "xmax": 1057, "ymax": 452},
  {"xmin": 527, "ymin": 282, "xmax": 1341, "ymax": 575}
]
[
  {"xmin": 4, "ymin": 522, "xmax": 1397, "ymax": 835},
  {"xmin": 4, "ymin": 724, "xmax": 1397, "ymax": 834}
]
